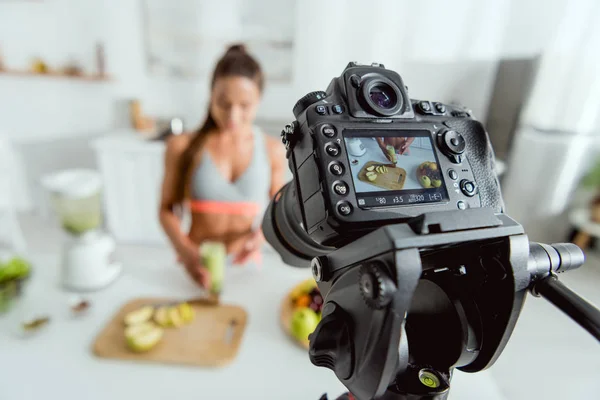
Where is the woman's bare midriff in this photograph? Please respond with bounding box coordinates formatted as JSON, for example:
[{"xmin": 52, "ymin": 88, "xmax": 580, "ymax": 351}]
[{"xmin": 187, "ymin": 212, "xmax": 256, "ymax": 256}]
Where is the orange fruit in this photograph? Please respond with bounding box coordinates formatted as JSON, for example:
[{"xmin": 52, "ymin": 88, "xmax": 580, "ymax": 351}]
[{"xmin": 295, "ymin": 294, "xmax": 311, "ymax": 308}]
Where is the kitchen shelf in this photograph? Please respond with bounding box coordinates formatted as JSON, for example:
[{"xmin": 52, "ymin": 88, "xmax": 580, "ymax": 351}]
[{"xmin": 0, "ymin": 69, "xmax": 111, "ymax": 82}]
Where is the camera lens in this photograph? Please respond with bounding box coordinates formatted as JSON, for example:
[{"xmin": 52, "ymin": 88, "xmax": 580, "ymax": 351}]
[
  {"xmin": 261, "ymin": 183, "xmax": 333, "ymax": 268},
  {"xmin": 369, "ymin": 84, "xmax": 397, "ymax": 110}
]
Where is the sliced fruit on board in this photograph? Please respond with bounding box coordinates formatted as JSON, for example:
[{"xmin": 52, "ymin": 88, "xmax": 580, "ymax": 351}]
[
  {"xmin": 125, "ymin": 322, "xmax": 164, "ymax": 353},
  {"xmin": 124, "ymin": 305, "xmax": 154, "ymax": 326},
  {"xmin": 154, "ymin": 307, "xmax": 171, "ymax": 328},
  {"xmin": 178, "ymin": 302, "xmax": 195, "ymax": 323},
  {"xmin": 168, "ymin": 306, "xmax": 184, "ymax": 327}
]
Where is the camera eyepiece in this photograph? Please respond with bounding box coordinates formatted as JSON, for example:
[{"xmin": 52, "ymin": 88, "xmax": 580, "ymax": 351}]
[{"xmin": 359, "ymin": 75, "xmax": 404, "ymax": 117}]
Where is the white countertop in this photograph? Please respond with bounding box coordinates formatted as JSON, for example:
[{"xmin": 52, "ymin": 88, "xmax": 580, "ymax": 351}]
[
  {"xmin": 345, "ymin": 137, "xmax": 439, "ymax": 194},
  {"xmin": 0, "ymin": 233, "xmax": 507, "ymax": 400}
]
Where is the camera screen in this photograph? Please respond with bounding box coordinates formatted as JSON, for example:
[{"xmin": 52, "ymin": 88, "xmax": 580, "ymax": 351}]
[{"xmin": 343, "ymin": 130, "xmax": 449, "ymax": 208}]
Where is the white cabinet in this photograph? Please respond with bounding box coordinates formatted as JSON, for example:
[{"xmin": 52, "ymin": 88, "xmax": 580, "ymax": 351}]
[{"xmin": 91, "ymin": 132, "xmax": 169, "ymax": 245}]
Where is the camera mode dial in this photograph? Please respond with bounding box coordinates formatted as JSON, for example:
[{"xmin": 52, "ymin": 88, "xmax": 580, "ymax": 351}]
[
  {"xmin": 437, "ymin": 129, "xmax": 466, "ymax": 164},
  {"xmin": 293, "ymin": 91, "xmax": 328, "ymax": 118},
  {"xmin": 280, "ymin": 121, "xmax": 299, "ymax": 151}
]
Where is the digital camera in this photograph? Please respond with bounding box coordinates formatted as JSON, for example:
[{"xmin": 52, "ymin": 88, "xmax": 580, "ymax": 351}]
[
  {"xmin": 264, "ymin": 62, "xmax": 505, "ymax": 266},
  {"xmin": 262, "ymin": 63, "xmax": 594, "ymax": 400}
]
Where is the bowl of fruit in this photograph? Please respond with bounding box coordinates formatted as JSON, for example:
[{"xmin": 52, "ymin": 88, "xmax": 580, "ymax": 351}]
[
  {"xmin": 416, "ymin": 161, "xmax": 443, "ymax": 189},
  {"xmin": 280, "ymin": 278, "xmax": 323, "ymax": 349},
  {"xmin": 0, "ymin": 254, "xmax": 32, "ymax": 314}
]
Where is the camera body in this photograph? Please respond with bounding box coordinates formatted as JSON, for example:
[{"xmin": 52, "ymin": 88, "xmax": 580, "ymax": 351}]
[{"xmin": 281, "ymin": 62, "xmax": 504, "ymax": 248}]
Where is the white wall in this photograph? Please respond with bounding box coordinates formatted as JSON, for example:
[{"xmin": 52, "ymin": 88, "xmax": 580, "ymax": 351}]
[
  {"xmin": 0, "ymin": 0, "xmax": 576, "ymax": 214},
  {"xmin": 0, "ymin": 0, "xmax": 571, "ymax": 143}
]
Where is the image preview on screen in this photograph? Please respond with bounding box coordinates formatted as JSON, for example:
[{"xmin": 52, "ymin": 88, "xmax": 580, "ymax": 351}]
[{"xmin": 343, "ymin": 131, "xmax": 448, "ymax": 207}]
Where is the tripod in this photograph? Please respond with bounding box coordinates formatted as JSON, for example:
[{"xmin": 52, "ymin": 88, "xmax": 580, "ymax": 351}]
[{"xmin": 307, "ymin": 208, "xmax": 600, "ymax": 400}]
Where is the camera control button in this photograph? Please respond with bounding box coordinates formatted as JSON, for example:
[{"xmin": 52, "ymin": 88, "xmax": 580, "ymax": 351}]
[
  {"xmin": 315, "ymin": 105, "xmax": 328, "ymax": 115},
  {"xmin": 332, "ymin": 105, "xmax": 344, "ymax": 114},
  {"xmin": 321, "ymin": 125, "xmax": 337, "ymax": 138},
  {"xmin": 438, "ymin": 130, "xmax": 466, "ymax": 163},
  {"xmin": 350, "ymin": 74, "xmax": 361, "ymax": 88},
  {"xmin": 325, "ymin": 143, "xmax": 341, "ymax": 157},
  {"xmin": 329, "ymin": 162, "xmax": 344, "ymax": 176},
  {"xmin": 333, "ymin": 181, "xmax": 349, "ymax": 196},
  {"xmin": 448, "ymin": 169, "xmax": 458, "ymax": 180},
  {"xmin": 434, "ymin": 103, "xmax": 446, "ymax": 113},
  {"xmin": 418, "ymin": 101, "xmax": 432, "ymax": 113},
  {"xmin": 457, "ymin": 201, "xmax": 467, "ymax": 210},
  {"xmin": 337, "ymin": 202, "xmax": 353, "ymax": 216},
  {"xmin": 460, "ymin": 179, "xmax": 477, "ymax": 197}
]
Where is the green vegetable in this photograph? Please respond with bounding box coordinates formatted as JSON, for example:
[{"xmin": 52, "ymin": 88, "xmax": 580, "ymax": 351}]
[
  {"xmin": 200, "ymin": 242, "xmax": 226, "ymax": 295},
  {"xmin": 0, "ymin": 257, "xmax": 31, "ymax": 284}
]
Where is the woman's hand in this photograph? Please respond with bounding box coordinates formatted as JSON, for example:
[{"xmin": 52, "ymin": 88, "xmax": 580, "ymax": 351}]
[
  {"xmin": 398, "ymin": 137, "xmax": 415, "ymax": 155},
  {"xmin": 232, "ymin": 229, "xmax": 264, "ymax": 266},
  {"xmin": 376, "ymin": 138, "xmax": 394, "ymax": 162},
  {"xmin": 177, "ymin": 243, "xmax": 211, "ymax": 289}
]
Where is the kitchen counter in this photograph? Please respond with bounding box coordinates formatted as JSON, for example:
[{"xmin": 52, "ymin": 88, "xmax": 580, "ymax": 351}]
[{"xmin": 0, "ymin": 217, "xmax": 507, "ymax": 400}]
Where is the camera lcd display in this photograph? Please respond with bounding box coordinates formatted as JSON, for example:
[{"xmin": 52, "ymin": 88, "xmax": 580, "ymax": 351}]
[{"xmin": 343, "ymin": 130, "xmax": 449, "ymax": 208}]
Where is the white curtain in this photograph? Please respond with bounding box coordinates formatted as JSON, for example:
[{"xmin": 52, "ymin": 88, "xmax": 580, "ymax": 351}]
[{"xmin": 502, "ymin": 0, "xmax": 600, "ymax": 242}]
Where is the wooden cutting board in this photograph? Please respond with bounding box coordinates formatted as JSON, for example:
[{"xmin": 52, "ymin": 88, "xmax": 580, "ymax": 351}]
[
  {"xmin": 92, "ymin": 297, "xmax": 247, "ymax": 367},
  {"xmin": 358, "ymin": 161, "xmax": 407, "ymax": 190}
]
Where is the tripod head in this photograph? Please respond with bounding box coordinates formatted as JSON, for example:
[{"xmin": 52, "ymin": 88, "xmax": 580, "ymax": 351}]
[{"xmin": 302, "ymin": 207, "xmax": 595, "ymax": 400}]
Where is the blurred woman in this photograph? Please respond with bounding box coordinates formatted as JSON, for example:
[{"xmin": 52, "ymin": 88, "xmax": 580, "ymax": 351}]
[{"xmin": 159, "ymin": 44, "xmax": 285, "ymax": 288}]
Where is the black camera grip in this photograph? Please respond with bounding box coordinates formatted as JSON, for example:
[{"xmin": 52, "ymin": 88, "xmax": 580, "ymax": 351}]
[{"xmin": 445, "ymin": 119, "xmax": 505, "ymax": 213}]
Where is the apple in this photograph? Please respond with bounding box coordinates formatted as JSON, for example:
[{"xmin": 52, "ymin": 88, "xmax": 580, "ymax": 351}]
[
  {"xmin": 290, "ymin": 308, "xmax": 320, "ymax": 342},
  {"xmin": 125, "ymin": 322, "xmax": 164, "ymax": 353},
  {"xmin": 124, "ymin": 306, "xmax": 154, "ymax": 326},
  {"xmin": 178, "ymin": 302, "xmax": 195, "ymax": 323},
  {"xmin": 154, "ymin": 307, "xmax": 171, "ymax": 327},
  {"xmin": 168, "ymin": 306, "xmax": 184, "ymax": 327},
  {"xmin": 420, "ymin": 175, "xmax": 432, "ymax": 188},
  {"xmin": 432, "ymin": 179, "xmax": 442, "ymax": 188},
  {"xmin": 430, "ymin": 163, "xmax": 438, "ymax": 171}
]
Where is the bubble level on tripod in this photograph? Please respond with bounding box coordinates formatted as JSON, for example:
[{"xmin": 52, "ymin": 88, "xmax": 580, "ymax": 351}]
[{"xmin": 418, "ymin": 369, "xmax": 441, "ymax": 388}]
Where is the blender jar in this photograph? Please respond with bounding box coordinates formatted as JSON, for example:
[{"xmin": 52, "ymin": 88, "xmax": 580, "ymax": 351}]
[{"xmin": 41, "ymin": 169, "xmax": 103, "ymax": 236}]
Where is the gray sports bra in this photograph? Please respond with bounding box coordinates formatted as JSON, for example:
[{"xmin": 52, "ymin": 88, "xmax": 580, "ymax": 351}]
[{"xmin": 190, "ymin": 127, "xmax": 271, "ymax": 218}]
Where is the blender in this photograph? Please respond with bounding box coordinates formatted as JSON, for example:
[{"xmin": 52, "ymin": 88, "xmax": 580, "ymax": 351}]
[{"xmin": 41, "ymin": 169, "xmax": 121, "ymax": 291}]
